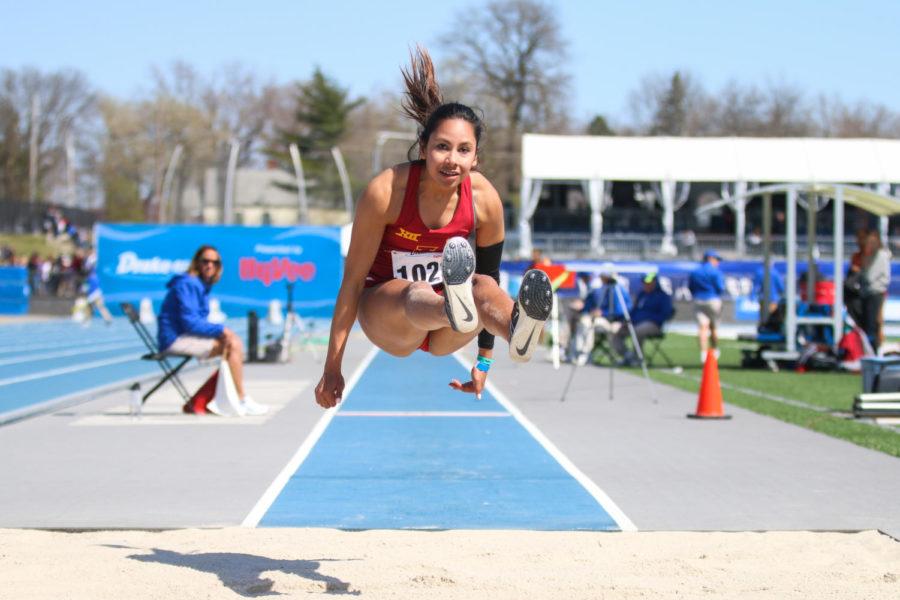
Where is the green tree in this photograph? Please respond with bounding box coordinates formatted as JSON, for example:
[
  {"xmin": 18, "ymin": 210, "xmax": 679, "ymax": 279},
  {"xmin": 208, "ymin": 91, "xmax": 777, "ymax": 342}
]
[
  {"xmin": 268, "ymin": 68, "xmax": 363, "ymax": 207},
  {"xmin": 0, "ymin": 98, "xmax": 28, "ymax": 199},
  {"xmin": 650, "ymin": 72, "xmax": 687, "ymax": 135},
  {"xmin": 586, "ymin": 115, "xmax": 614, "ymax": 136},
  {"xmin": 102, "ymin": 172, "xmax": 144, "ymax": 222}
]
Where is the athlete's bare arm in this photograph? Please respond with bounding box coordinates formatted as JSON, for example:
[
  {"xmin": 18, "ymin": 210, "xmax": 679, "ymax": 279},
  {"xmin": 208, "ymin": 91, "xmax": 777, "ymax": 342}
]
[
  {"xmin": 471, "ymin": 172, "xmax": 505, "ymax": 247},
  {"xmin": 315, "ymin": 167, "xmax": 400, "ymax": 408}
]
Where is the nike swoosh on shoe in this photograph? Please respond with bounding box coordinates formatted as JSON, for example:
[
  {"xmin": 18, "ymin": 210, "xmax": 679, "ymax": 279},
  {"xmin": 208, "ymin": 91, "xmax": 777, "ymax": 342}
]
[{"xmin": 515, "ymin": 325, "xmax": 536, "ymax": 356}]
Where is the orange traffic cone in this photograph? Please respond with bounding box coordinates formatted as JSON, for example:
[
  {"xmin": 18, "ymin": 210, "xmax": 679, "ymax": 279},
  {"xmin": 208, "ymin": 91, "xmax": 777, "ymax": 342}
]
[
  {"xmin": 688, "ymin": 351, "xmax": 731, "ymax": 419},
  {"xmin": 183, "ymin": 369, "xmax": 218, "ymax": 415}
]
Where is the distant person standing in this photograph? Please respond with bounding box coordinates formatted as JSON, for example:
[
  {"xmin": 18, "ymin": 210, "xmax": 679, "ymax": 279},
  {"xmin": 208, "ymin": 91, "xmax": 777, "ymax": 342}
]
[
  {"xmin": 845, "ymin": 228, "xmax": 869, "ymax": 328},
  {"xmin": 858, "ymin": 229, "xmax": 891, "ymax": 350},
  {"xmin": 81, "ymin": 267, "xmax": 113, "ymax": 325},
  {"xmin": 688, "ymin": 250, "xmax": 726, "ymax": 363}
]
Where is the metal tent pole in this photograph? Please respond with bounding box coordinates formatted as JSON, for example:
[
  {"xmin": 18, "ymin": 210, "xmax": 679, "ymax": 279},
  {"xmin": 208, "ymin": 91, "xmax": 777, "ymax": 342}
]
[
  {"xmin": 761, "ymin": 193, "xmax": 772, "ymax": 323},
  {"xmin": 833, "ymin": 187, "xmax": 845, "ymax": 351},
  {"xmin": 786, "ymin": 187, "xmax": 797, "ymax": 352},
  {"xmin": 806, "ymin": 193, "xmax": 817, "ymax": 305}
]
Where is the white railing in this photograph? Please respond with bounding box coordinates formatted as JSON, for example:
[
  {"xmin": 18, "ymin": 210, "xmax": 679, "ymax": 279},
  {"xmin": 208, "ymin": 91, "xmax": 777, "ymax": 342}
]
[{"xmin": 504, "ymin": 232, "xmax": 870, "ymax": 261}]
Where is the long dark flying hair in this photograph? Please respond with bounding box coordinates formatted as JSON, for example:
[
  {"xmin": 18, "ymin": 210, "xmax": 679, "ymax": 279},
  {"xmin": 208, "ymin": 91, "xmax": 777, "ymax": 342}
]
[
  {"xmin": 400, "ymin": 45, "xmax": 484, "ymax": 161},
  {"xmin": 187, "ymin": 244, "xmax": 222, "ymax": 284}
]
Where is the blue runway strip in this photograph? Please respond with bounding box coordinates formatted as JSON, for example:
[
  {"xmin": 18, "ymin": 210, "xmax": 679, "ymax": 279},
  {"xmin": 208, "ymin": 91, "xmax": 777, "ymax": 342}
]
[{"xmin": 260, "ymin": 351, "xmax": 620, "ymax": 530}]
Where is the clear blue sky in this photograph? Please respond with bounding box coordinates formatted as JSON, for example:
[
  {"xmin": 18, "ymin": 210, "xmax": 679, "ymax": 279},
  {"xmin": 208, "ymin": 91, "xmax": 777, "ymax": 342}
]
[{"xmin": 2, "ymin": 0, "xmax": 898, "ymax": 126}]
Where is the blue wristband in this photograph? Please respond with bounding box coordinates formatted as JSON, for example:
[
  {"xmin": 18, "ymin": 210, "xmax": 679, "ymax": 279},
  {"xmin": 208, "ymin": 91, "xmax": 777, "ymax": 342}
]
[{"xmin": 476, "ymin": 356, "xmax": 494, "ymax": 372}]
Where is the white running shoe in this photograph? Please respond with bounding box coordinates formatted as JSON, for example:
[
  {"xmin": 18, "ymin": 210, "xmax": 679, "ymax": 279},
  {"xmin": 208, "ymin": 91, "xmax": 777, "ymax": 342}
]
[
  {"xmin": 240, "ymin": 395, "xmax": 269, "ymax": 416},
  {"xmin": 509, "ymin": 269, "xmax": 553, "ymax": 363},
  {"xmin": 441, "ymin": 236, "xmax": 479, "ymax": 334}
]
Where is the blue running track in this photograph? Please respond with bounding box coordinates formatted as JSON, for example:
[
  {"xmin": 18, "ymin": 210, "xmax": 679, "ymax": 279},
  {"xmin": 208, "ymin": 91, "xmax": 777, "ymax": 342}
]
[
  {"xmin": 260, "ymin": 351, "xmax": 622, "ymax": 530},
  {"xmin": 0, "ymin": 317, "xmax": 284, "ymax": 420}
]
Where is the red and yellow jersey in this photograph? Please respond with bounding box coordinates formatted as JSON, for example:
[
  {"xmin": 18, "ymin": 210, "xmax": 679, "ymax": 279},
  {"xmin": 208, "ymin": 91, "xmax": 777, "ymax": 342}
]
[{"xmin": 365, "ymin": 161, "xmax": 474, "ymax": 287}]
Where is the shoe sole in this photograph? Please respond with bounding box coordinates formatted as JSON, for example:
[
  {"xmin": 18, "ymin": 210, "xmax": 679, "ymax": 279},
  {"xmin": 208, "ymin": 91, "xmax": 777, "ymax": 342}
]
[
  {"xmin": 509, "ymin": 269, "xmax": 553, "ymax": 363},
  {"xmin": 442, "ymin": 237, "xmax": 478, "ymax": 334}
]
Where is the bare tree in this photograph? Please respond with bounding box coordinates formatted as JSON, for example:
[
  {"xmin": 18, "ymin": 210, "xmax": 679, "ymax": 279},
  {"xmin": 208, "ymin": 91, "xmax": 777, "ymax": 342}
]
[
  {"xmin": 761, "ymin": 81, "xmax": 813, "ymax": 136},
  {"xmin": 0, "ymin": 67, "xmax": 98, "ymax": 203},
  {"xmin": 816, "ymin": 95, "xmax": 900, "ymax": 138},
  {"xmin": 627, "ymin": 75, "xmax": 827, "ymax": 138},
  {"xmin": 439, "ymin": 0, "xmax": 570, "ymax": 201}
]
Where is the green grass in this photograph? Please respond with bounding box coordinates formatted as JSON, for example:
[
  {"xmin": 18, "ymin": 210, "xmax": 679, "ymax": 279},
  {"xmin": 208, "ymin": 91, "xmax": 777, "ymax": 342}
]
[
  {"xmin": 628, "ymin": 333, "xmax": 900, "ymax": 458},
  {"xmin": 0, "ymin": 233, "xmax": 73, "ymax": 259}
]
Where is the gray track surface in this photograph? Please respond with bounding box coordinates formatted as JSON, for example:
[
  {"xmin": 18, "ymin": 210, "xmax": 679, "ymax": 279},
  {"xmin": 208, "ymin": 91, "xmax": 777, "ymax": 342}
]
[
  {"xmin": 485, "ymin": 346, "xmax": 900, "ymax": 539},
  {"xmin": 1, "ymin": 331, "xmax": 899, "ymax": 538}
]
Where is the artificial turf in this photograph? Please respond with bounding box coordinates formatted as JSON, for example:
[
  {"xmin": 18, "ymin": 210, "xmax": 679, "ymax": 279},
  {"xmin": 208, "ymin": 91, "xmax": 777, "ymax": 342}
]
[{"xmin": 627, "ymin": 333, "xmax": 900, "ymax": 458}]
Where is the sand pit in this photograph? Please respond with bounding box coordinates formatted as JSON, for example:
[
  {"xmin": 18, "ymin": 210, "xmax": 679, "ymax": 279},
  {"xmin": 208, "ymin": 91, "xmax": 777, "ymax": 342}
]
[{"xmin": 1, "ymin": 528, "xmax": 898, "ymax": 599}]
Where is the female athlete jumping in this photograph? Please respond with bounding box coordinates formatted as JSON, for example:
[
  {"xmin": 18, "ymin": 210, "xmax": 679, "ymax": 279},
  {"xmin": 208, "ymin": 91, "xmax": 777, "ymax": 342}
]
[{"xmin": 314, "ymin": 47, "xmax": 552, "ymax": 409}]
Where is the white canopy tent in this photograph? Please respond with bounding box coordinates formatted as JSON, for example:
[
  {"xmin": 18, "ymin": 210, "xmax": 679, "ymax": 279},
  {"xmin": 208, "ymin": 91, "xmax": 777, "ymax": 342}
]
[
  {"xmin": 518, "ymin": 134, "xmax": 900, "ymax": 257},
  {"xmin": 726, "ymin": 183, "xmax": 900, "ymax": 356}
]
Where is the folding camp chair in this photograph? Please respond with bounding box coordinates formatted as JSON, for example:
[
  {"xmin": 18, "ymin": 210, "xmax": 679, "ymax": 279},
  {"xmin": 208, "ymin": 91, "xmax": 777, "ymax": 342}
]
[
  {"xmin": 589, "ymin": 331, "xmax": 618, "ymax": 365},
  {"xmin": 643, "ymin": 327, "xmax": 675, "ymax": 368},
  {"xmin": 121, "ymin": 302, "xmax": 192, "ymax": 404},
  {"xmin": 588, "ymin": 317, "xmax": 630, "ymax": 366}
]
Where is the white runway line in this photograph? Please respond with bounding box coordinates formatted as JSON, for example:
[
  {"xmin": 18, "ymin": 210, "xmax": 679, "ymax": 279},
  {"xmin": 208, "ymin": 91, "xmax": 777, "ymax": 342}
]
[
  {"xmin": 0, "ymin": 342, "xmax": 140, "ymax": 366},
  {"xmin": 241, "ymin": 346, "xmax": 380, "ymax": 528},
  {"xmin": 0, "ymin": 336, "xmax": 136, "ymax": 355},
  {"xmin": 0, "ymin": 355, "xmax": 138, "ymax": 387},
  {"xmin": 454, "ymin": 352, "xmax": 638, "ymax": 532},
  {"xmin": 336, "ymin": 410, "xmax": 511, "ymax": 418}
]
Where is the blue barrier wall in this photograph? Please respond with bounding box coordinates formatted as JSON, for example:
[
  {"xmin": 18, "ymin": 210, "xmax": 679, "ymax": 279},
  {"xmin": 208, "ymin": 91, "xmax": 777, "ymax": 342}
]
[
  {"xmin": 96, "ymin": 224, "xmax": 342, "ymax": 317},
  {"xmin": 502, "ymin": 258, "xmax": 899, "ymax": 322},
  {"xmin": 0, "ymin": 266, "xmax": 29, "ymax": 315}
]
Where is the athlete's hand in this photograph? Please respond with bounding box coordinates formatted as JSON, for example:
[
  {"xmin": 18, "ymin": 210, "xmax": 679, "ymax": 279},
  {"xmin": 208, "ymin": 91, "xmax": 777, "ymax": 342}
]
[
  {"xmin": 449, "ymin": 367, "xmax": 487, "ymax": 400},
  {"xmin": 315, "ymin": 369, "xmax": 345, "ymax": 409}
]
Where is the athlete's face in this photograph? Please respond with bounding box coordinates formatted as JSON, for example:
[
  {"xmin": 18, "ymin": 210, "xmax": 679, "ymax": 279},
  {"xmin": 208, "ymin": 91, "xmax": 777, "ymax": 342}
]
[{"xmin": 421, "ymin": 118, "xmax": 478, "ymax": 188}]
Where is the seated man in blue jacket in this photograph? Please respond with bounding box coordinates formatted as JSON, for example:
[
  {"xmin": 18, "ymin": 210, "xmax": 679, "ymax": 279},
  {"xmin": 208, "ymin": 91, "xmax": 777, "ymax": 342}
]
[
  {"xmin": 157, "ymin": 245, "xmax": 267, "ymax": 416},
  {"xmin": 613, "ymin": 272, "xmax": 674, "ymax": 365}
]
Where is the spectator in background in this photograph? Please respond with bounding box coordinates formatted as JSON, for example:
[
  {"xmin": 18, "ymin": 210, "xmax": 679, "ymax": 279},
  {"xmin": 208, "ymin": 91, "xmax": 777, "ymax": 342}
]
[
  {"xmin": 563, "ymin": 272, "xmax": 594, "ymax": 360},
  {"xmin": 613, "ymin": 272, "xmax": 674, "ymax": 366},
  {"xmin": 845, "ymin": 228, "xmax": 869, "ymax": 328},
  {"xmin": 754, "ymin": 264, "xmax": 786, "ymax": 334},
  {"xmin": 570, "ymin": 265, "xmax": 631, "ymax": 366},
  {"xmin": 27, "ymin": 252, "xmax": 41, "ymax": 294},
  {"xmin": 80, "ymin": 256, "xmax": 112, "ymax": 325},
  {"xmin": 688, "ymin": 249, "xmax": 726, "ymax": 363},
  {"xmin": 858, "ymin": 229, "xmax": 891, "ymax": 350},
  {"xmin": 677, "ymin": 229, "xmax": 698, "ymax": 260},
  {"xmin": 157, "ymin": 244, "xmax": 268, "ymax": 416},
  {"xmin": 527, "ymin": 247, "xmax": 551, "ymax": 271},
  {"xmin": 753, "ymin": 264, "xmax": 785, "ymax": 316},
  {"xmin": 40, "ymin": 255, "xmax": 53, "ymax": 294}
]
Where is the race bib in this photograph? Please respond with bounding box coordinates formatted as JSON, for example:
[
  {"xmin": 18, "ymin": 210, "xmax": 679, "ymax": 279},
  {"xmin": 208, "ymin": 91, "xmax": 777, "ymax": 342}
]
[{"xmin": 391, "ymin": 251, "xmax": 443, "ymax": 285}]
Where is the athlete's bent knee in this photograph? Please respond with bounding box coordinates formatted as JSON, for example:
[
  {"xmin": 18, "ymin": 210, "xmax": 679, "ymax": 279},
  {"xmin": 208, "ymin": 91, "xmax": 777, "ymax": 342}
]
[{"xmin": 402, "ymin": 280, "xmax": 434, "ymax": 302}]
